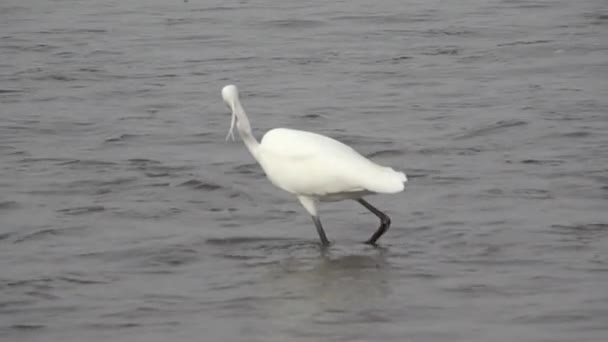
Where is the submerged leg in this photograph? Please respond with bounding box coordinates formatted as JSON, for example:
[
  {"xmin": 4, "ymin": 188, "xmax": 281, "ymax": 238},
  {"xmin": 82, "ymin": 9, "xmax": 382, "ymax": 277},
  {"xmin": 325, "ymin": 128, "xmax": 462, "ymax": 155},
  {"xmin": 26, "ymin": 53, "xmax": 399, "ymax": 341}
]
[
  {"xmin": 357, "ymin": 198, "xmax": 391, "ymax": 244},
  {"xmin": 311, "ymin": 215, "xmax": 330, "ymax": 246},
  {"xmin": 298, "ymin": 196, "xmax": 330, "ymax": 246}
]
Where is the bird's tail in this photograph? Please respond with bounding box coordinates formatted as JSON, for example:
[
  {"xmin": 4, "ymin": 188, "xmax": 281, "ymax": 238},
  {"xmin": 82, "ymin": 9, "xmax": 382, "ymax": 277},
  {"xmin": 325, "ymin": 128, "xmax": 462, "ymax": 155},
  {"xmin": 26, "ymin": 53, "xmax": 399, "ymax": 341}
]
[
  {"xmin": 364, "ymin": 167, "xmax": 407, "ymax": 194},
  {"xmin": 396, "ymin": 170, "xmax": 407, "ymax": 183}
]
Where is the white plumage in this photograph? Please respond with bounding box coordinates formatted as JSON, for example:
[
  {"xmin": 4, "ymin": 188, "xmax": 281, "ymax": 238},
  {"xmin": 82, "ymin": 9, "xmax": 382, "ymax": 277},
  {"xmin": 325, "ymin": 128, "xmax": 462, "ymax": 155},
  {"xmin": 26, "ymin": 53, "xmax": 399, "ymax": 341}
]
[
  {"xmin": 222, "ymin": 84, "xmax": 407, "ymax": 245},
  {"xmin": 259, "ymin": 128, "xmax": 406, "ymax": 197}
]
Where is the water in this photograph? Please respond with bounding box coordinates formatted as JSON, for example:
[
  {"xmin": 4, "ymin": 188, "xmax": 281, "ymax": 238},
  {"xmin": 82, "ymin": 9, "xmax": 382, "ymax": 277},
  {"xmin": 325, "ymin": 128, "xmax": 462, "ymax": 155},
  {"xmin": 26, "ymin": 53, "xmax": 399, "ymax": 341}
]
[{"xmin": 1, "ymin": 0, "xmax": 607, "ymax": 341}]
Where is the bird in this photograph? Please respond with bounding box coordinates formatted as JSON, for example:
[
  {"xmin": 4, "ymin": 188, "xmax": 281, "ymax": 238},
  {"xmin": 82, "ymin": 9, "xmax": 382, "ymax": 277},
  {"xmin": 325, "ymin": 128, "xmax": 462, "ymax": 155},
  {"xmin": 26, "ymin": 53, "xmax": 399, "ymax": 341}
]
[{"xmin": 221, "ymin": 84, "xmax": 407, "ymax": 246}]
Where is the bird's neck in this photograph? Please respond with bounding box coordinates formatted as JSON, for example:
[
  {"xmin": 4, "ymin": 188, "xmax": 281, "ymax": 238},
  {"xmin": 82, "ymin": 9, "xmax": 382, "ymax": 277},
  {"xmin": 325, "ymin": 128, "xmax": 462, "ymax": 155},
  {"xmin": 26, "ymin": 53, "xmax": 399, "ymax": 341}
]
[{"xmin": 234, "ymin": 100, "xmax": 260, "ymax": 157}]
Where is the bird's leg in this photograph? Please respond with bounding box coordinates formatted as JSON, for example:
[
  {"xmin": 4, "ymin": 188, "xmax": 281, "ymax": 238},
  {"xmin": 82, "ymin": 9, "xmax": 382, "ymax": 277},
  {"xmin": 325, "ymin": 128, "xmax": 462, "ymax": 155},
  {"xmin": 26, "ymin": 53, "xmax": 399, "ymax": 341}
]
[
  {"xmin": 297, "ymin": 196, "xmax": 330, "ymax": 246},
  {"xmin": 357, "ymin": 199, "xmax": 391, "ymax": 244},
  {"xmin": 311, "ymin": 215, "xmax": 330, "ymax": 246}
]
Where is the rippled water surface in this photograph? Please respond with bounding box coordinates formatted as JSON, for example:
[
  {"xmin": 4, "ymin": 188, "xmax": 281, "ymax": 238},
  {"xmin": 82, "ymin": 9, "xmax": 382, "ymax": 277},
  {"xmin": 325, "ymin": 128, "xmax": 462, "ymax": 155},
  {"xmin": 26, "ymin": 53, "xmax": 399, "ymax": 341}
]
[{"xmin": 1, "ymin": 0, "xmax": 608, "ymax": 341}]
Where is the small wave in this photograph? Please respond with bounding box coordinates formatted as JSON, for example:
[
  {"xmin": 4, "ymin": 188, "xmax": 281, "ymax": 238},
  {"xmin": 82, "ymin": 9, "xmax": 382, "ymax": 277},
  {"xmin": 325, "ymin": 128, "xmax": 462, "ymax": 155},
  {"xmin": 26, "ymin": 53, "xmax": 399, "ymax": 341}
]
[
  {"xmin": 498, "ymin": 40, "xmax": 553, "ymax": 47},
  {"xmin": 6, "ymin": 150, "xmax": 27, "ymax": 156},
  {"xmin": 59, "ymin": 159, "xmax": 118, "ymax": 167},
  {"xmin": 585, "ymin": 12, "xmax": 608, "ymax": 25},
  {"xmin": 0, "ymin": 232, "xmax": 14, "ymax": 241},
  {"xmin": 85, "ymin": 50, "xmax": 123, "ymax": 57},
  {"xmin": 13, "ymin": 228, "xmax": 57, "ymax": 243},
  {"xmin": 2, "ymin": 44, "xmax": 56, "ymax": 53},
  {"xmin": 481, "ymin": 188, "xmax": 553, "ymax": 200},
  {"xmin": 431, "ymin": 175, "xmax": 477, "ymax": 185},
  {"xmin": 231, "ymin": 163, "xmax": 260, "ymax": 175},
  {"xmin": 172, "ymin": 34, "xmax": 222, "ymax": 42},
  {"xmin": 111, "ymin": 207, "xmax": 182, "ymax": 220},
  {"xmin": 365, "ymin": 149, "xmax": 404, "ymax": 158},
  {"xmin": 56, "ymin": 276, "xmax": 109, "ymax": 285},
  {"xmin": 454, "ymin": 119, "xmax": 527, "ymax": 140},
  {"xmin": 38, "ymin": 28, "xmax": 107, "ymax": 34},
  {"xmin": 142, "ymin": 248, "xmax": 200, "ymax": 267},
  {"xmin": 0, "ymin": 89, "xmax": 24, "ymax": 94},
  {"xmin": 178, "ymin": 179, "xmax": 222, "ymax": 190},
  {"xmin": 87, "ymin": 322, "xmax": 142, "ymax": 329},
  {"xmin": 418, "ymin": 146, "xmax": 483, "ymax": 155},
  {"xmin": 67, "ymin": 177, "xmax": 137, "ymax": 188},
  {"xmin": 146, "ymin": 182, "xmax": 170, "ymax": 187},
  {"xmin": 0, "ymin": 200, "xmax": 19, "ymax": 210},
  {"xmin": 128, "ymin": 159, "xmax": 193, "ymax": 178},
  {"xmin": 18, "ymin": 157, "xmax": 74, "ymax": 164},
  {"xmin": 558, "ymin": 131, "xmax": 592, "ymax": 138},
  {"xmin": 26, "ymin": 177, "xmax": 137, "ymax": 196},
  {"xmin": 143, "ymin": 172, "xmax": 169, "ymax": 178},
  {"xmin": 58, "ymin": 205, "xmax": 105, "ymax": 215},
  {"xmin": 190, "ymin": 6, "xmax": 237, "ymax": 12},
  {"xmin": 12, "ymin": 226, "xmax": 86, "ymax": 243},
  {"xmin": 403, "ymin": 168, "xmax": 439, "ymax": 179},
  {"xmin": 206, "ymin": 236, "xmax": 295, "ymax": 246},
  {"xmin": 421, "ymin": 47, "xmax": 460, "ymax": 56},
  {"xmin": 521, "ymin": 159, "xmax": 564, "ymax": 166},
  {"xmin": 32, "ymin": 73, "xmax": 78, "ymax": 82},
  {"xmin": 263, "ymin": 19, "xmax": 325, "ymax": 29},
  {"xmin": 388, "ymin": 55, "xmax": 412, "ymax": 63},
  {"xmin": 512, "ymin": 188, "xmax": 553, "ymax": 200},
  {"xmin": 104, "ymin": 133, "xmax": 145, "ymax": 143},
  {"xmin": 501, "ymin": 1, "xmax": 555, "ymax": 9},
  {"xmin": 128, "ymin": 158, "xmax": 161, "ymax": 165},
  {"xmin": 426, "ymin": 29, "xmax": 477, "ymax": 36},
  {"xmin": 333, "ymin": 13, "xmax": 430, "ymax": 24},
  {"xmin": 7, "ymin": 324, "xmax": 45, "ymax": 331},
  {"xmin": 551, "ymin": 223, "xmax": 608, "ymax": 237},
  {"xmin": 165, "ymin": 17, "xmax": 195, "ymax": 26},
  {"xmin": 301, "ymin": 113, "xmax": 322, "ymax": 119},
  {"xmin": 512, "ymin": 311, "xmax": 593, "ymax": 325},
  {"xmin": 1, "ymin": 273, "xmax": 110, "ymax": 295}
]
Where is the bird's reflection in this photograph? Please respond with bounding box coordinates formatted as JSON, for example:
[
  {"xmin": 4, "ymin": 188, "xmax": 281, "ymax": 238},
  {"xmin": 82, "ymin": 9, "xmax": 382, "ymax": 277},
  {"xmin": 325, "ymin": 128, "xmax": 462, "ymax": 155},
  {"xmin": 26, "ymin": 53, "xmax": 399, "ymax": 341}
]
[{"xmin": 262, "ymin": 243, "xmax": 393, "ymax": 329}]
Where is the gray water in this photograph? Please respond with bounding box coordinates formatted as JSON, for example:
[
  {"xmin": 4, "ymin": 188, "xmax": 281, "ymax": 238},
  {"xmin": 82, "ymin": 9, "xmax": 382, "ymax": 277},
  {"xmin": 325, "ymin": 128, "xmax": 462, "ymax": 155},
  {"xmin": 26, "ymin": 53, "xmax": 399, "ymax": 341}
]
[{"xmin": 1, "ymin": 0, "xmax": 608, "ymax": 341}]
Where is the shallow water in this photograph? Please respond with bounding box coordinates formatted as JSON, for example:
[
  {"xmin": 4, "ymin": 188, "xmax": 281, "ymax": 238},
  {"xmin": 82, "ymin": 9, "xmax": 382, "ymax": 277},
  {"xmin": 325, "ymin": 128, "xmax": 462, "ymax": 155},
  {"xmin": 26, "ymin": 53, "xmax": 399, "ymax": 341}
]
[{"xmin": 1, "ymin": 0, "xmax": 608, "ymax": 341}]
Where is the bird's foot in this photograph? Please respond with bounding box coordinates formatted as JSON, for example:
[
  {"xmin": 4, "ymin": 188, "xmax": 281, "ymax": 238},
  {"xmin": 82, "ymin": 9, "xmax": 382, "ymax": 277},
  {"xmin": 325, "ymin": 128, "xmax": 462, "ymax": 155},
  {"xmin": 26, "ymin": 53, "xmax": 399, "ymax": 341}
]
[
  {"xmin": 319, "ymin": 240, "xmax": 331, "ymax": 248},
  {"xmin": 363, "ymin": 239, "xmax": 379, "ymax": 246}
]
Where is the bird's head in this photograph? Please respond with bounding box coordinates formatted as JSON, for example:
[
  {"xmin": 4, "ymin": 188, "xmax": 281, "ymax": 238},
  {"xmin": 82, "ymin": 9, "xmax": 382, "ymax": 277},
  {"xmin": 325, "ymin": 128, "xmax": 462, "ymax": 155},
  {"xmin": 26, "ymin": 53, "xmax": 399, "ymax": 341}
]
[
  {"xmin": 222, "ymin": 85, "xmax": 239, "ymax": 141},
  {"xmin": 222, "ymin": 84, "xmax": 239, "ymax": 107}
]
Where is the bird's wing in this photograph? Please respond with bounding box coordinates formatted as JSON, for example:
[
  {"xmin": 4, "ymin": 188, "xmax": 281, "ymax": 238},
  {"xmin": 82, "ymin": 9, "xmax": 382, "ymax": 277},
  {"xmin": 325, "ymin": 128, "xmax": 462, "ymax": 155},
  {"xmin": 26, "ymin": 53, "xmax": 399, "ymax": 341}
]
[
  {"xmin": 261, "ymin": 128, "xmax": 357, "ymax": 159},
  {"xmin": 259, "ymin": 128, "xmax": 406, "ymax": 195}
]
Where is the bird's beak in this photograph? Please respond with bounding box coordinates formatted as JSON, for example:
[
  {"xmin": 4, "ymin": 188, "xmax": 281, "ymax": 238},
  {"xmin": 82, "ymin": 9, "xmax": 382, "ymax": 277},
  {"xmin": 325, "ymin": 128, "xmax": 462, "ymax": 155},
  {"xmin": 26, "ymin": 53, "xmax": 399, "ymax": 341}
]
[{"xmin": 225, "ymin": 102, "xmax": 236, "ymax": 141}]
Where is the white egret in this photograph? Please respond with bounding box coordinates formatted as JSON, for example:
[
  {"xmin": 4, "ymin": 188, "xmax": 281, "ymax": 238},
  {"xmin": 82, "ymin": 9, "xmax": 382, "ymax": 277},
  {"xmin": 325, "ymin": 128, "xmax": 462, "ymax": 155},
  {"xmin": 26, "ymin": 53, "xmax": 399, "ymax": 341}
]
[{"xmin": 222, "ymin": 84, "xmax": 407, "ymax": 245}]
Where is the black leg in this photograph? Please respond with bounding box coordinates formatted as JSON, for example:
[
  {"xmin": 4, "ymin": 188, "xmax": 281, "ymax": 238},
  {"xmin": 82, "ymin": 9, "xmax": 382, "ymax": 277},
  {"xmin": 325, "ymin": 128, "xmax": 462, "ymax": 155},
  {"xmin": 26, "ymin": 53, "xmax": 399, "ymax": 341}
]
[
  {"xmin": 357, "ymin": 199, "xmax": 391, "ymax": 244},
  {"xmin": 311, "ymin": 215, "xmax": 330, "ymax": 246}
]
